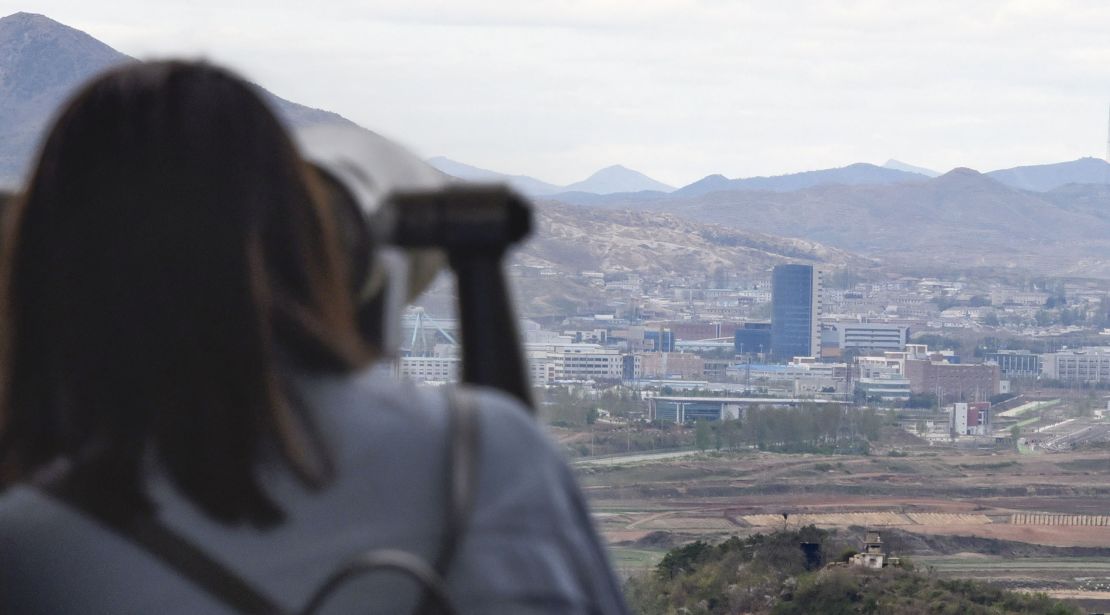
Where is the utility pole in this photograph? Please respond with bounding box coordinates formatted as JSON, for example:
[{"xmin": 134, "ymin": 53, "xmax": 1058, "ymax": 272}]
[
  {"xmin": 846, "ymin": 358, "xmax": 854, "ymax": 403},
  {"xmin": 746, "ymin": 354, "xmax": 752, "ymax": 394}
]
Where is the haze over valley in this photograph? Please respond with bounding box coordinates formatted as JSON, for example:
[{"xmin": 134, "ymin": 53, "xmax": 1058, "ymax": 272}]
[{"xmin": 5, "ymin": 12, "xmax": 1110, "ymax": 284}]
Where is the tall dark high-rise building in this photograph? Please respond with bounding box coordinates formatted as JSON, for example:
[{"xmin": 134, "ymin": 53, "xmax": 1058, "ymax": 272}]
[{"xmin": 771, "ymin": 264, "xmax": 822, "ymax": 361}]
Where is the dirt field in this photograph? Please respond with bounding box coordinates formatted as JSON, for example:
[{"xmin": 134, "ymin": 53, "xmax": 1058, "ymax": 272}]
[
  {"xmin": 907, "ymin": 524, "xmax": 1110, "ymax": 548},
  {"xmin": 578, "ymin": 442, "xmax": 1110, "ymax": 592}
]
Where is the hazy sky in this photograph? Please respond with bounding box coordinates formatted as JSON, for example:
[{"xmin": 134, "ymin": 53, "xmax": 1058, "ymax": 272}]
[{"xmin": 8, "ymin": 1, "xmax": 1110, "ymax": 186}]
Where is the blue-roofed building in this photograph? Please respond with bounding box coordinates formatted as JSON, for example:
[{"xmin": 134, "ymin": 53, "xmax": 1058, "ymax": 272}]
[{"xmin": 649, "ymin": 396, "xmax": 846, "ymax": 424}]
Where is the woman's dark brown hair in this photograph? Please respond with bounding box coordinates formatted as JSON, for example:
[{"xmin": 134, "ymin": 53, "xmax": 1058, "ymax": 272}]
[{"xmin": 0, "ymin": 61, "xmax": 367, "ymax": 526}]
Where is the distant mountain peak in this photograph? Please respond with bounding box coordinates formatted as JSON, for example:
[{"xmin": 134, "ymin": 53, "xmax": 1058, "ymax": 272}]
[
  {"xmin": 0, "ymin": 12, "xmax": 117, "ymax": 61},
  {"xmin": 583, "ymin": 164, "xmax": 632, "ymax": 178},
  {"xmin": 0, "ymin": 11, "xmax": 129, "ymax": 72},
  {"xmin": 926, "ymin": 167, "xmax": 1012, "ymax": 193},
  {"xmin": 1, "ymin": 11, "xmax": 58, "ymax": 25},
  {"xmin": 943, "ymin": 167, "xmax": 982, "ymax": 176},
  {"xmin": 986, "ymin": 157, "xmax": 1110, "ymax": 192},
  {"xmin": 933, "ymin": 167, "xmax": 991, "ymax": 184},
  {"xmin": 427, "ymin": 157, "xmax": 674, "ymax": 196},
  {"xmin": 563, "ymin": 164, "xmax": 674, "ymax": 194},
  {"xmin": 0, "ymin": 12, "xmax": 132, "ymax": 184},
  {"xmin": 0, "ymin": 12, "xmax": 355, "ymax": 186},
  {"xmin": 884, "ymin": 159, "xmax": 941, "ymax": 177},
  {"xmin": 670, "ymin": 174, "xmax": 734, "ymax": 197}
]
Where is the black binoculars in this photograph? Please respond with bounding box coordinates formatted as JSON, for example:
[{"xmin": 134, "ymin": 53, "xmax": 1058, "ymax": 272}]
[{"xmin": 376, "ymin": 185, "xmax": 535, "ymax": 411}]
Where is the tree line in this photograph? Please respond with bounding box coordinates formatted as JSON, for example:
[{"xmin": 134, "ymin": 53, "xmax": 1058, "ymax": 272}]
[{"xmin": 694, "ymin": 404, "xmax": 884, "ymax": 455}]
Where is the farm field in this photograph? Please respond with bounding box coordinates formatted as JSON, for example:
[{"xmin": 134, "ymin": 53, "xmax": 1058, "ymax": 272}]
[
  {"xmin": 577, "ymin": 439, "xmax": 1110, "ymax": 605},
  {"xmin": 919, "ymin": 555, "xmax": 1110, "ymax": 610}
]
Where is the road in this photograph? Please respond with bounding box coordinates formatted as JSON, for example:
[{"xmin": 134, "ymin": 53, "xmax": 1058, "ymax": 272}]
[
  {"xmin": 574, "ymin": 449, "xmax": 702, "ymax": 466},
  {"xmin": 1041, "ymin": 422, "xmax": 1110, "ymax": 451}
]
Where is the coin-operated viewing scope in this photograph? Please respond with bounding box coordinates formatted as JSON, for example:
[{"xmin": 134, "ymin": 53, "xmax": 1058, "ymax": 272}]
[
  {"xmin": 376, "ymin": 187, "xmax": 533, "ymax": 409},
  {"xmin": 297, "ymin": 125, "xmax": 535, "ymax": 412}
]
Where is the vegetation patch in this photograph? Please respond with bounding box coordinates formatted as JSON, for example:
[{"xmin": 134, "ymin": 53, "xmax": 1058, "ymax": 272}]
[
  {"xmin": 958, "ymin": 460, "xmax": 1020, "ymax": 470},
  {"xmin": 625, "ymin": 528, "xmax": 1083, "ymax": 614},
  {"xmin": 1056, "ymin": 459, "xmax": 1110, "ymax": 472}
]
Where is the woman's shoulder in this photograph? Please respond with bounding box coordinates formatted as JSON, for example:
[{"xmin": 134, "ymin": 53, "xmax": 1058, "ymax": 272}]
[
  {"xmin": 300, "ymin": 366, "xmax": 548, "ymax": 447},
  {"xmin": 0, "ymin": 485, "xmax": 52, "ymax": 542},
  {"xmin": 290, "ymin": 372, "xmax": 626, "ymax": 613},
  {"xmin": 295, "ymin": 367, "xmax": 563, "ymax": 484},
  {"xmin": 301, "ymin": 367, "xmax": 570, "ymax": 502},
  {"xmin": 0, "ymin": 485, "xmax": 233, "ymax": 613}
]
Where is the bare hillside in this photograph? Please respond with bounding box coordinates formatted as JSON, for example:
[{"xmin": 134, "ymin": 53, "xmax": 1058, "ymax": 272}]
[{"xmin": 521, "ymin": 200, "xmax": 870, "ymax": 278}]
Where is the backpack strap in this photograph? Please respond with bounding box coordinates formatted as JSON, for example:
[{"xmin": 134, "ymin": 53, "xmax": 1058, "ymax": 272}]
[
  {"xmin": 300, "ymin": 386, "xmax": 479, "ymax": 615},
  {"xmin": 436, "ymin": 385, "xmax": 481, "ymax": 577},
  {"xmin": 39, "ymin": 475, "xmax": 282, "ymax": 614}
]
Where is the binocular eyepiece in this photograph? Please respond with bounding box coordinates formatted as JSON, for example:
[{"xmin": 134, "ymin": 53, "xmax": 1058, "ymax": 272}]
[
  {"xmin": 377, "ymin": 186, "xmax": 534, "ymax": 409},
  {"xmin": 377, "ymin": 185, "xmax": 532, "ymax": 254},
  {"xmin": 298, "ymin": 125, "xmax": 535, "ymax": 411}
]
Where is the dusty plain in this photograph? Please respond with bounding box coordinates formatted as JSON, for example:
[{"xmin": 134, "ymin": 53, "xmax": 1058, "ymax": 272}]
[{"xmin": 577, "ymin": 438, "xmax": 1110, "ymax": 608}]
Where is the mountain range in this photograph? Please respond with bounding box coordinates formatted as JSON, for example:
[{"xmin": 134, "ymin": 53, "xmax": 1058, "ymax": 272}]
[
  {"xmin": 562, "ymin": 167, "xmax": 1110, "ymax": 277},
  {"xmin": 0, "ymin": 11, "xmax": 351, "ymax": 186},
  {"xmin": 6, "ymin": 11, "xmax": 1110, "ymax": 200},
  {"xmin": 432, "ymin": 154, "xmax": 1110, "ymax": 200},
  {"xmin": 508, "ymin": 201, "xmax": 872, "ymax": 316},
  {"xmin": 426, "ymin": 157, "xmax": 674, "ymax": 196},
  {"xmin": 4, "ymin": 12, "xmax": 1110, "ymax": 280},
  {"xmin": 0, "ymin": 11, "xmax": 864, "ymax": 294},
  {"xmin": 670, "ymin": 162, "xmax": 928, "ymax": 197},
  {"xmin": 985, "ymin": 157, "xmax": 1110, "ymax": 192}
]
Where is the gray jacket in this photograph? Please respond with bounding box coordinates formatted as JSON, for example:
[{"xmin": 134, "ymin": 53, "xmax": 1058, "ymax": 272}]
[{"xmin": 0, "ymin": 369, "xmax": 629, "ymax": 614}]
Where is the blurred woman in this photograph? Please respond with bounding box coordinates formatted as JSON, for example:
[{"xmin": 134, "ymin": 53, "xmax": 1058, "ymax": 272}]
[{"xmin": 0, "ymin": 61, "xmax": 626, "ymax": 614}]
